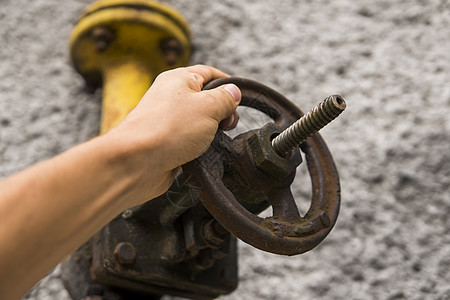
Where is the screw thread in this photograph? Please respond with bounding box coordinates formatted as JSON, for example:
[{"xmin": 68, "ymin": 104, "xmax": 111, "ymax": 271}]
[{"xmin": 272, "ymin": 95, "xmax": 346, "ymax": 156}]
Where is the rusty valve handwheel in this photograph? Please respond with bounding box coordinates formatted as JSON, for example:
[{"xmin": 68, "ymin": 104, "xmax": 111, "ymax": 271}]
[{"xmin": 183, "ymin": 77, "xmax": 340, "ymax": 256}]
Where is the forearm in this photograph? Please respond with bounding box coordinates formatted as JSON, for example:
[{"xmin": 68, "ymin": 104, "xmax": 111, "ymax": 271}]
[{"xmin": 0, "ymin": 133, "xmax": 156, "ymax": 299}]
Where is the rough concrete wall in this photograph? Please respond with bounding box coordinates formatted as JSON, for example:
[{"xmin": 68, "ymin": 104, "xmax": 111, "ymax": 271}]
[{"xmin": 1, "ymin": 0, "xmax": 449, "ymax": 299}]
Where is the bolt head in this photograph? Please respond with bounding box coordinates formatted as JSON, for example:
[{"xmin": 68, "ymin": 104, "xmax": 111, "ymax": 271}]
[
  {"xmin": 90, "ymin": 26, "xmax": 115, "ymax": 52},
  {"xmin": 161, "ymin": 38, "xmax": 182, "ymax": 66},
  {"xmin": 113, "ymin": 242, "xmax": 136, "ymax": 265}
]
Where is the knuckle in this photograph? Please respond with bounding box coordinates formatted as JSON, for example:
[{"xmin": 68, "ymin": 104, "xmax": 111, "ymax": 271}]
[{"xmin": 207, "ymin": 89, "xmax": 235, "ymax": 114}]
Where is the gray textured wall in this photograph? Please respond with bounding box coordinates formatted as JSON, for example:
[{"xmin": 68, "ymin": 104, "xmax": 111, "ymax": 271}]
[{"xmin": 1, "ymin": 0, "xmax": 449, "ymax": 299}]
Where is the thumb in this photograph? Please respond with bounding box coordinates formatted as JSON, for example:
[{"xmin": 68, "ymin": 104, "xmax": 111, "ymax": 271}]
[{"xmin": 201, "ymin": 83, "xmax": 242, "ymax": 122}]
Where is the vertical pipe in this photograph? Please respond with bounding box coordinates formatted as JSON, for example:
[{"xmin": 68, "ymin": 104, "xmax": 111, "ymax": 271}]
[{"xmin": 100, "ymin": 61, "xmax": 154, "ymax": 133}]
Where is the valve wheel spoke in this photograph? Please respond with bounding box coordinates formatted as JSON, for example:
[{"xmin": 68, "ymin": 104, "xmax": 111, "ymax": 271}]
[{"xmin": 266, "ymin": 187, "xmax": 301, "ymax": 222}]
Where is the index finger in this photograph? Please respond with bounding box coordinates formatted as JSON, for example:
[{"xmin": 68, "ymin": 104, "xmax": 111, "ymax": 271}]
[{"xmin": 185, "ymin": 65, "xmax": 231, "ymax": 87}]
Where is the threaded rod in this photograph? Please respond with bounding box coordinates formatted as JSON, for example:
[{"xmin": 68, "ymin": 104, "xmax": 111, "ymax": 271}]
[{"xmin": 272, "ymin": 95, "xmax": 346, "ymax": 156}]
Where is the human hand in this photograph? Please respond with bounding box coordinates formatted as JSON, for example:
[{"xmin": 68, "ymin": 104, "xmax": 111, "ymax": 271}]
[
  {"xmin": 0, "ymin": 65, "xmax": 241, "ymax": 297},
  {"xmin": 107, "ymin": 65, "xmax": 241, "ymax": 203}
]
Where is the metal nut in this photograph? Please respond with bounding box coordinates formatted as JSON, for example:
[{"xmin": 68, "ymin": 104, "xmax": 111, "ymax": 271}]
[
  {"xmin": 247, "ymin": 123, "xmax": 302, "ymax": 181},
  {"xmin": 203, "ymin": 219, "xmax": 227, "ymax": 247},
  {"xmin": 113, "ymin": 242, "xmax": 136, "ymax": 265}
]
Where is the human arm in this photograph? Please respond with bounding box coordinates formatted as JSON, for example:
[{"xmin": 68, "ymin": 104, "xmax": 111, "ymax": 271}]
[{"xmin": 0, "ymin": 65, "xmax": 241, "ymax": 299}]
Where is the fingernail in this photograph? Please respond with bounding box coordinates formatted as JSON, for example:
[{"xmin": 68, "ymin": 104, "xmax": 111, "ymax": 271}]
[
  {"xmin": 220, "ymin": 114, "xmax": 235, "ymax": 130},
  {"xmin": 224, "ymin": 84, "xmax": 241, "ymax": 102}
]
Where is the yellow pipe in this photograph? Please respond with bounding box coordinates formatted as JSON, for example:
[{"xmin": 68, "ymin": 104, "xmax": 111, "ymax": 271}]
[
  {"xmin": 101, "ymin": 61, "xmax": 153, "ymax": 133},
  {"xmin": 69, "ymin": 0, "xmax": 191, "ymax": 134}
]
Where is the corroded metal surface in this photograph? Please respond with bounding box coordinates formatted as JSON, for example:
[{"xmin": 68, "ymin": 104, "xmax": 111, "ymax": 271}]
[
  {"xmin": 62, "ymin": 174, "xmax": 238, "ymax": 299},
  {"xmin": 272, "ymin": 94, "xmax": 346, "ymax": 156},
  {"xmin": 183, "ymin": 77, "xmax": 341, "ymax": 256}
]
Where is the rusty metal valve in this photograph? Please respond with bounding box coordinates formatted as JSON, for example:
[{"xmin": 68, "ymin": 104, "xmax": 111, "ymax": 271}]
[
  {"xmin": 183, "ymin": 77, "xmax": 345, "ymax": 256},
  {"xmin": 62, "ymin": 2, "xmax": 346, "ymax": 297}
]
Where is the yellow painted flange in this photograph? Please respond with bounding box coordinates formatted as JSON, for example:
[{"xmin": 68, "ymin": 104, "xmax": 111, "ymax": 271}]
[{"xmin": 70, "ymin": 0, "xmax": 191, "ymax": 133}]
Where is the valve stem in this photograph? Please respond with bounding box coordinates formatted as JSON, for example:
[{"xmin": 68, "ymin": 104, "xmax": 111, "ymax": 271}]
[{"xmin": 271, "ymin": 95, "xmax": 346, "ymax": 156}]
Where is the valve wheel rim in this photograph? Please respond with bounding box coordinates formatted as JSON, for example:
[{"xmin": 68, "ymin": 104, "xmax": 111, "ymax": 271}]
[{"xmin": 183, "ymin": 77, "xmax": 340, "ymax": 256}]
